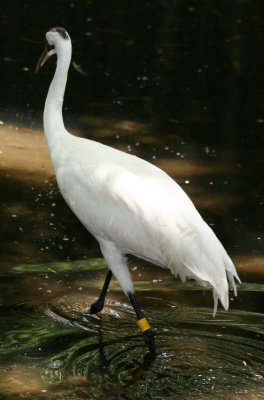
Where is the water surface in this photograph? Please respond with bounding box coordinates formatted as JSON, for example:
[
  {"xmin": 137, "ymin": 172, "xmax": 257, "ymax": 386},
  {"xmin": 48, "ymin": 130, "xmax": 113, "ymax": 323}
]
[{"xmin": 0, "ymin": 260, "xmax": 263, "ymax": 399}]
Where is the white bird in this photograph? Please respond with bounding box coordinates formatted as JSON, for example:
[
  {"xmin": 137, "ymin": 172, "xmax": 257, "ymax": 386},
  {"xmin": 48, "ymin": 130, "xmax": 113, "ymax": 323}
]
[{"xmin": 36, "ymin": 27, "xmax": 240, "ymax": 354}]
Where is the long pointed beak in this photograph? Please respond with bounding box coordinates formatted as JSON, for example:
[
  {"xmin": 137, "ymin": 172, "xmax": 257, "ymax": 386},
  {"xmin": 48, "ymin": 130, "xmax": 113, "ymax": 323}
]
[{"xmin": 35, "ymin": 43, "xmax": 56, "ymax": 73}]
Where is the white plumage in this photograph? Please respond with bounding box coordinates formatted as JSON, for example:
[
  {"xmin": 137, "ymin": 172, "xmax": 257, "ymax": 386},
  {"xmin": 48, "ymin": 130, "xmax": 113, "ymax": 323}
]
[{"xmin": 38, "ymin": 28, "xmax": 240, "ymax": 319}]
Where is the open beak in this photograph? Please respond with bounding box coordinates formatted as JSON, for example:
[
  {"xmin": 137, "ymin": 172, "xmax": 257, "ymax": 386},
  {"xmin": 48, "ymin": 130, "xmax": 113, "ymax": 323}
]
[{"xmin": 35, "ymin": 42, "xmax": 56, "ymax": 73}]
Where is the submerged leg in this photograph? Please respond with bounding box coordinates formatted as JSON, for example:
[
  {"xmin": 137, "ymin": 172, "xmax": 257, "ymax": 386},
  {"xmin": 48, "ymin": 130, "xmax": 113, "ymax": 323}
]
[
  {"xmin": 90, "ymin": 269, "xmax": 113, "ymax": 314},
  {"xmin": 128, "ymin": 292, "xmax": 155, "ymax": 356}
]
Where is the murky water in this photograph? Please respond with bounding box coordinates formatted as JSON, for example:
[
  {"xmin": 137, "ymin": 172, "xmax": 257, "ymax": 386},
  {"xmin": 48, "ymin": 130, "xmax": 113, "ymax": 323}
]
[
  {"xmin": 0, "ymin": 261, "xmax": 263, "ymax": 399},
  {"xmin": 1, "ymin": 0, "xmax": 264, "ymax": 399}
]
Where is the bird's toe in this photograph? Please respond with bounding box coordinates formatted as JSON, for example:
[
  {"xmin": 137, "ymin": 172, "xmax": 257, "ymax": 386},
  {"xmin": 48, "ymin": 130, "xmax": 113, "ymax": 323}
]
[{"xmin": 90, "ymin": 299, "xmax": 104, "ymax": 314}]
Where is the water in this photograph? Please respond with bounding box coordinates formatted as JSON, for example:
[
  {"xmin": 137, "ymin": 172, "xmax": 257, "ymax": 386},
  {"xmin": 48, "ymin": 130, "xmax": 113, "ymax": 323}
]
[
  {"xmin": 1, "ymin": 0, "xmax": 264, "ymax": 399},
  {"xmin": 0, "ymin": 261, "xmax": 263, "ymax": 399}
]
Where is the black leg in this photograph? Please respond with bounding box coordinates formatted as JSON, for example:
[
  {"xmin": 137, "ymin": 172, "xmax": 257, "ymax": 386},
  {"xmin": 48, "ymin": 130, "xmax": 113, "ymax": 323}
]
[
  {"xmin": 90, "ymin": 269, "xmax": 113, "ymax": 314},
  {"xmin": 128, "ymin": 292, "xmax": 156, "ymax": 356}
]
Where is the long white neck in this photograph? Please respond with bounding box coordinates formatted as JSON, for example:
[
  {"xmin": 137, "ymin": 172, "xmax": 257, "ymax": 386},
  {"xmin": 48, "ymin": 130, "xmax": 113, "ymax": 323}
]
[{"xmin": 43, "ymin": 42, "xmax": 72, "ymax": 151}]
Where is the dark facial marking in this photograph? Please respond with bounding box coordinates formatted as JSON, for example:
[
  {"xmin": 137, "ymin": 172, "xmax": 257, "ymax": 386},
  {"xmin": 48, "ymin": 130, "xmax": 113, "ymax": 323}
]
[{"xmin": 49, "ymin": 27, "xmax": 69, "ymax": 40}]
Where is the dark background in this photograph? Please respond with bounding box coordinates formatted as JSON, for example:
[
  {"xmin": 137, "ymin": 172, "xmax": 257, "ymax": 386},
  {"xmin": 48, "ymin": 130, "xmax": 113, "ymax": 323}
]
[
  {"xmin": 2, "ymin": 0, "xmax": 264, "ymax": 139},
  {"xmin": 0, "ymin": 0, "xmax": 263, "ymax": 270}
]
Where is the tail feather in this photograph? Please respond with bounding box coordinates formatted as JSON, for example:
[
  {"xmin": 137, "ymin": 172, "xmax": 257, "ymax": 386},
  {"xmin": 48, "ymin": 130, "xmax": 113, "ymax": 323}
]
[
  {"xmin": 213, "ymin": 289, "xmax": 221, "ymax": 317},
  {"xmin": 167, "ymin": 221, "xmax": 240, "ymax": 316}
]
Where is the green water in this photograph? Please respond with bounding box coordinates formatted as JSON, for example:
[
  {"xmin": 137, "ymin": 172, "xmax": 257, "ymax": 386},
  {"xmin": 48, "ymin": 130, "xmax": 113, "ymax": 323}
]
[{"xmin": 0, "ymin": 260, "xmax": 263, "ymax": 399}]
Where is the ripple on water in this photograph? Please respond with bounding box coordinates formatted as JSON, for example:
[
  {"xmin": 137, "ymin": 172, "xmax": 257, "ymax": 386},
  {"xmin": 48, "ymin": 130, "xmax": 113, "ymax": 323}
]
[
  {"xmin": 0, "ymin": 267, "xmax": 263, "ymax": 400},
  {"xmin": 38, "ymin": 292, "xmax": 264, "ymax": 400}
]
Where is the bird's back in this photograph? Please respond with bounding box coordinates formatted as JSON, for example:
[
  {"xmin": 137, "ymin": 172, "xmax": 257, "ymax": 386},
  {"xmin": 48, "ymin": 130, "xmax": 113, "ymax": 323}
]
[{"xmin": 52, "ymin": 133, "xmax": 240, "ymax": 314}]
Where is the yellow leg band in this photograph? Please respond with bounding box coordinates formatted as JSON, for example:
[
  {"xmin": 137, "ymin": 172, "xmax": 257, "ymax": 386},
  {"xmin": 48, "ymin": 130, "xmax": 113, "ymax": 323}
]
[{"xmin": 136, "ymin": 317, "xmax": 151, "ymax": 333}]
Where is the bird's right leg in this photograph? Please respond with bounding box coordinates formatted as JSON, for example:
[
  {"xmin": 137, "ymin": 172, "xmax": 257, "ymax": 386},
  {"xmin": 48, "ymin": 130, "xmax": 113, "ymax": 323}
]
[
  {"xmin": 97, "ymin": 239, "xmax": 155, "ymax": 355},
  {"xmin": 90, "ymin": 269, "xmax": 112, "ymax": 314},
  {"xmin": 127, "ymin": 292, "xmax": 155, "ymax": 356}
]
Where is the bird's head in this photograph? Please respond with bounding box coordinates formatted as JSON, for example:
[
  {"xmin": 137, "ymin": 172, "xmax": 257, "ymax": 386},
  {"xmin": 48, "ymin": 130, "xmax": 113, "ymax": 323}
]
[{"xmin": 36, "ymin": 27, "xmax": 70, "ymax": 73}]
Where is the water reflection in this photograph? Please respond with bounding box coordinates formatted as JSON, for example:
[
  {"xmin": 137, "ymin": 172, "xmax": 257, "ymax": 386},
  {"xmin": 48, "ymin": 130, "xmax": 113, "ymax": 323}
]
[{"xmin": 0, "ymin": 261, "xmax": 263, "ymax": 399}]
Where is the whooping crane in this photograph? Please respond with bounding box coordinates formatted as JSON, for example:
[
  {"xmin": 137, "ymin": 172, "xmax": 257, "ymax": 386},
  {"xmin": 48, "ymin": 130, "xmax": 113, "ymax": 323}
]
[{"xmin": 36, "ymin": 27, "xmax": 240, "ymax": 355}]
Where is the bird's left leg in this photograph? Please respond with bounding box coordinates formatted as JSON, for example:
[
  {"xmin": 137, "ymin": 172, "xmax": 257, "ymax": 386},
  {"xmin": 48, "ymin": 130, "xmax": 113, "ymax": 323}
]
[{"xmin": 90, "ymin": 269, "xmax": 113, "ymax": 314}]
